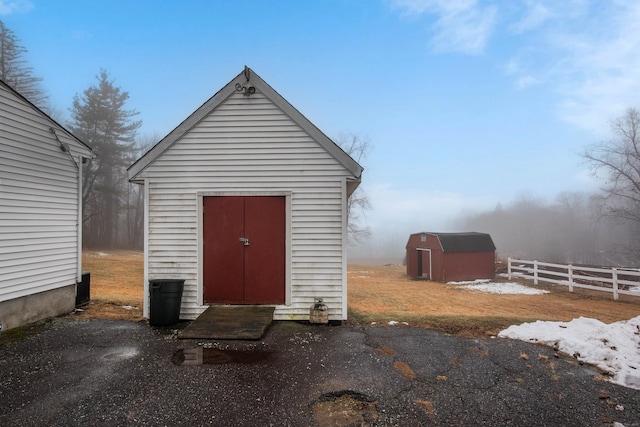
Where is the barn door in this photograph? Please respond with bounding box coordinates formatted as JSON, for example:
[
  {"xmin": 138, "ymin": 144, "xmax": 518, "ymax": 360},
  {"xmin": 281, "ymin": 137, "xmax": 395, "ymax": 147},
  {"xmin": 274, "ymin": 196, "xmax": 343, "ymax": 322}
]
[
  {"xmin": 418, "ymin": 250, "xmax": 431, "ymax": 279},
  {"xmin": 203, "ymin": 196, "xmax": 285, "ymax": 304}
]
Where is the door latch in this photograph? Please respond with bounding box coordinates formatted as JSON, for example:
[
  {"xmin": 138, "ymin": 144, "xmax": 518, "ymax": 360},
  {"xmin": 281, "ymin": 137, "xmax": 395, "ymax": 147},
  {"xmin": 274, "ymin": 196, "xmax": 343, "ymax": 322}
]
[{"xmin": 239, "ymin": 237, "xmax": 250, "ymax": 246}]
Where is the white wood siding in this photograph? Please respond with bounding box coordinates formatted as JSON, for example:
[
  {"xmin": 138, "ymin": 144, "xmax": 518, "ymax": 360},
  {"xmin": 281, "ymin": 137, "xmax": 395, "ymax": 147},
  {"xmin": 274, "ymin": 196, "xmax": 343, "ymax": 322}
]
[
  {"xmin": 138, "ymin": 92, "xmax": 351, "ymax": 320},
  {"xmin": 0, "ymin": 84, "xmax": 89, "ymax": 302}
]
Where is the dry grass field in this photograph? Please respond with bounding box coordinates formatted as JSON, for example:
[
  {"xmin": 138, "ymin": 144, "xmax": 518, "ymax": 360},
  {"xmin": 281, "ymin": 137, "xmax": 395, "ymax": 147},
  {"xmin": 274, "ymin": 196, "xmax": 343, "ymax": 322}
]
[
  {"xmin": 348, "ymin": 264, "xmax": 640, "ymax": 336},
  {"xmin": 79, "ymin": 250, "xmax": 145, "ymax": 322},
  {"xmin": 78, "ymin": 251, "xmax": 640, "ymax": 336}
]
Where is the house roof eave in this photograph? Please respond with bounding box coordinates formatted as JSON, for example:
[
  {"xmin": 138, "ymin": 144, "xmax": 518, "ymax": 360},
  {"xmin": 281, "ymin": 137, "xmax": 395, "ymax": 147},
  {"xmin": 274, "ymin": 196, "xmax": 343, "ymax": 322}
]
[{"xmin": 1, "ymin": 79, "xmax": 93, "ymax": 158}]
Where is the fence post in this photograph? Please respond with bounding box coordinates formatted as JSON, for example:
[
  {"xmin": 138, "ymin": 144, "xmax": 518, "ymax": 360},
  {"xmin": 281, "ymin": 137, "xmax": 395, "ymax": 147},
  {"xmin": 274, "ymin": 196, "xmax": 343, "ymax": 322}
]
[
  {"xmin": 533, "ymin": 260, "xmax": 538, "ymax": 285},
  {"xmin": 612, "ymin": 268, "xmax": 619, "ymax": 300},
  {"xmin": 568, "ymin": 264, "xmax": 573, "ymax": 292},
  {"xmin": 508, "ymin": 258, "xmax": 512, "ymax": 280}
]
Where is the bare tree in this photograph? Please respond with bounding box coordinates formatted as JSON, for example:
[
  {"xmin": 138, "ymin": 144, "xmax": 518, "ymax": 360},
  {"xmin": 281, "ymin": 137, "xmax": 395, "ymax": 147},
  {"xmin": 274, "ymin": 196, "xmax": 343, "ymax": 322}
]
[
  {"xmin": 583, "ymin": 107, "xmax": 640, "ymax": 261},
  {"xmin": 0, "ymin": 19, "xmax": 47, "ymax": 107},
  {"xmin": 584, "ymin": 108, "xmax": 640, "ymax": 223},
  {"xmin": 336, "ymin": 132, "xmax": 372, "ymax": 243}
]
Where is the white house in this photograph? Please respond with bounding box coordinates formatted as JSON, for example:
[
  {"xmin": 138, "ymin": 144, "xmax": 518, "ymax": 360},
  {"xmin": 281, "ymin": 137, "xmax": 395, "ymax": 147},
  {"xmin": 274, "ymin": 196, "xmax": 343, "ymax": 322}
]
[
  {"xmin": 0, "ymin": 79, "xmax": 93, "ymax": 331},
  {"xmin": 128, "ymin": 67, "xmax": 362, "ymax": 322}
]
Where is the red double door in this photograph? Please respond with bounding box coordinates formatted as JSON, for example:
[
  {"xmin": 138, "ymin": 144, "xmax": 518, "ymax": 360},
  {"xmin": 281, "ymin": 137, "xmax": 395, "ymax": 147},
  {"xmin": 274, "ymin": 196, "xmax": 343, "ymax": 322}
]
[{"xmin": 203, "ymin": 196, "xmax": 285, "ymax": 304}]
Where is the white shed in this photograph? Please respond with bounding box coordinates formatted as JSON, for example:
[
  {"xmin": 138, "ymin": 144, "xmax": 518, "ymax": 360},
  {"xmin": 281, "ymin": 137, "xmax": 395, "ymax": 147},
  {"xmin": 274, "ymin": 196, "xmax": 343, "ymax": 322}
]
[
  {"xmin": 128, "ymin": 67, "xmax": 362, "ymax": 322},
  {"xmin": 0, "ymin": 79, "xmax": 93, "ymax": 331}
]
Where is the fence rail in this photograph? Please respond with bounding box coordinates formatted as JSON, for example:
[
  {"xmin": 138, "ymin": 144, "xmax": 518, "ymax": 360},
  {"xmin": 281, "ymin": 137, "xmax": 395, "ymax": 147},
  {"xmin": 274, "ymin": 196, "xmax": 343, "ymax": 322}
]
[{"xmin": 507, "ymin": 258, "xmax": 640, "ymax": 300}]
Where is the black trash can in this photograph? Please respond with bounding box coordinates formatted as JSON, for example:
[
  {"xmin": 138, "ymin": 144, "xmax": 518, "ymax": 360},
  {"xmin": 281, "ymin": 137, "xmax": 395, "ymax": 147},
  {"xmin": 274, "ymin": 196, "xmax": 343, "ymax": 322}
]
[{"xmin": 149, "ymin": 279, "xmax": 184, "ymax": 326}]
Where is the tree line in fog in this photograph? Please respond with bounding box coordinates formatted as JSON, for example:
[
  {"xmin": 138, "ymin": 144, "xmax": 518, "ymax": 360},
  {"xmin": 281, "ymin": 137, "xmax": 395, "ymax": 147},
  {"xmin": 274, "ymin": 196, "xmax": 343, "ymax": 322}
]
[
  {"xmin": 458, "ymin": 191, "xmax": 638, "ymax": 266},
  {"xmin": 459, "ymin": 108, "xmax": 640, "ymax": 267}
]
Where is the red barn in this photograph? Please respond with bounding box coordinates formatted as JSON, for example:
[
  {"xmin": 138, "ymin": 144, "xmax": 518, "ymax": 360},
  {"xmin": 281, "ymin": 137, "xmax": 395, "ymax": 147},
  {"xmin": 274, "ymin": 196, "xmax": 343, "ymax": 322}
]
[{"xmin": 406, "ymin": 232, "xmax": 496, "ymax": 282}]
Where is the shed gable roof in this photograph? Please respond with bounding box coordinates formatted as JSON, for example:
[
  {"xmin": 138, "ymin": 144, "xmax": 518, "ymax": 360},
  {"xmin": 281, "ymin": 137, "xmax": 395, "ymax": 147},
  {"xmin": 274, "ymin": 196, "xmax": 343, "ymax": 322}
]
[
  {"xmin": 128, "ymin": 66, "xmax": 363, "ymax": 182},
  {"xmin": 410, "ymin": 232, "xmax": 496, "ymax": 253}
]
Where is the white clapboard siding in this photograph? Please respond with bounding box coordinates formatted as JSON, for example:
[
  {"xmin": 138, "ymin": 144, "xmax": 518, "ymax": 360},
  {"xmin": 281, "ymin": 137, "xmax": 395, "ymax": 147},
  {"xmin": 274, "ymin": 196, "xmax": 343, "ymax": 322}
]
[
  {"xmin": 0, "ymin": 82, "xmax": 91, "ymax": 302},
  {"xmin": 136, "ymin": 90, "xmax": 353, "ymax": 320}
]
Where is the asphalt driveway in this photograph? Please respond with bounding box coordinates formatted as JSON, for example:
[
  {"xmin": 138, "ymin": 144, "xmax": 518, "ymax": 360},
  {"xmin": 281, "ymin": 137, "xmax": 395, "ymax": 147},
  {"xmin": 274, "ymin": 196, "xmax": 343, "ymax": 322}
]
[{"xmin": 1, "ymin": 317, "xmax": 638, "ymax": 426}]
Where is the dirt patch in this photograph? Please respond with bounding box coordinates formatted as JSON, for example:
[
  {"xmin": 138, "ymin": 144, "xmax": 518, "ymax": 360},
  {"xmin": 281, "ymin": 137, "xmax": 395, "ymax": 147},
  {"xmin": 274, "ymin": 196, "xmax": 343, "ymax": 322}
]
[
  {"xmin": 393, "ymin": 361, "xmax": 416, "ymax": 380},
  {"xmin": 312, "ymin": 391, "xmax": 378, "ymax": 427},
  {"xmin": 415, "ymin": 400, "xmax": 436, "ymax": 417},
  {"xmin": 377, "ymin": 346, "xmax": 396, "ymax": 356},
  {"xmin": 74, "ymin": 301, "xmax": 144, "ymax": 322}
]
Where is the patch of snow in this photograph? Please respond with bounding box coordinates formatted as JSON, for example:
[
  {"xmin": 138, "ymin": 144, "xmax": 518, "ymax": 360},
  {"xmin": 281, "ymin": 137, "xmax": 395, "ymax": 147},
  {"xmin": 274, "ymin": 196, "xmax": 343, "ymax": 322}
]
[
  {"xmin": 98, "ymin": 252, "xmax": 109, "ymax": 257},
  {"xmin": 629, "ymin": 285, "xmax": 640, "ymax": 293},
  {"xmin": 388, "ymin": 321, "xmax": 409, "ymax": 326},
  {"xmin": 448, "ymin": 280, "xmax": 549, "ymax": 295},
  {"xmin": 448, "ymin": 279, "xmax": 490, "ymax": 285},
  {"xmin": 499, "ymin": 315, "xmax": 640, "ymax": 390}
]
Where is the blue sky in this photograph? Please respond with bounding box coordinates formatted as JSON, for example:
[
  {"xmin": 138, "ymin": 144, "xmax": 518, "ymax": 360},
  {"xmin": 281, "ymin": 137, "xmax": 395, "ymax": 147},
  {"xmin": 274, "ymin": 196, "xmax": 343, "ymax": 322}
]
[{"xmin": 3, "ymin": 0, "xmax": 640, "ymax": 259}]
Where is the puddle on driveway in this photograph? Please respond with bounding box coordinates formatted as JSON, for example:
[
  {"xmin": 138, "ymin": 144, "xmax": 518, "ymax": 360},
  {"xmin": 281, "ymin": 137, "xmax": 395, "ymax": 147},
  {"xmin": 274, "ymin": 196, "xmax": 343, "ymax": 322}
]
[{"xmin": 172, "ymin": 348, "xmax": 272, "ymax": 365}]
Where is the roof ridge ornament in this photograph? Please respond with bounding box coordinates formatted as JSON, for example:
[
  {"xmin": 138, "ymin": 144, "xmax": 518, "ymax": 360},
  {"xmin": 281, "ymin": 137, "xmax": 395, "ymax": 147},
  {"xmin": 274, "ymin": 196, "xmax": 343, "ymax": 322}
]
[{"xmin": 235, "ymin": 66, "xmax": 255, "ymax": 96}]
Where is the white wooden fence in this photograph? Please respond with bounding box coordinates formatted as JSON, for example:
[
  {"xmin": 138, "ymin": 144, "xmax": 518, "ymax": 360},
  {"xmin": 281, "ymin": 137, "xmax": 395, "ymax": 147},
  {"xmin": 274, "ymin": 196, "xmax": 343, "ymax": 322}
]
[{"xmin": 507, "ymin": 258, "xmax": 640, "ymax": 300}]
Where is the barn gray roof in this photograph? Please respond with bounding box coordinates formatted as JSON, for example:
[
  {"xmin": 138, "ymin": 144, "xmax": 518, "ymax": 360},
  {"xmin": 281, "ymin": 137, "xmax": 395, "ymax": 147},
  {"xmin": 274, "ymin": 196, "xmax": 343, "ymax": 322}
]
[{"xmin": 413, "ymin": 232, "xmax": 496, "ymax": 253}]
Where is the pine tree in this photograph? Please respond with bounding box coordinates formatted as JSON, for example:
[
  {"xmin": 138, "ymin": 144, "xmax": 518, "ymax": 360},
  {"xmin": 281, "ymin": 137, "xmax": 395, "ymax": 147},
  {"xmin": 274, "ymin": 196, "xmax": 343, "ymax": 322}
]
[
  {"xmin": 68, "ymin": 69, "xmax": 142, "ymax": 248},
  {"xmin": 0, "ymin": 19, "xmax": 47, "ymax": 106}
]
